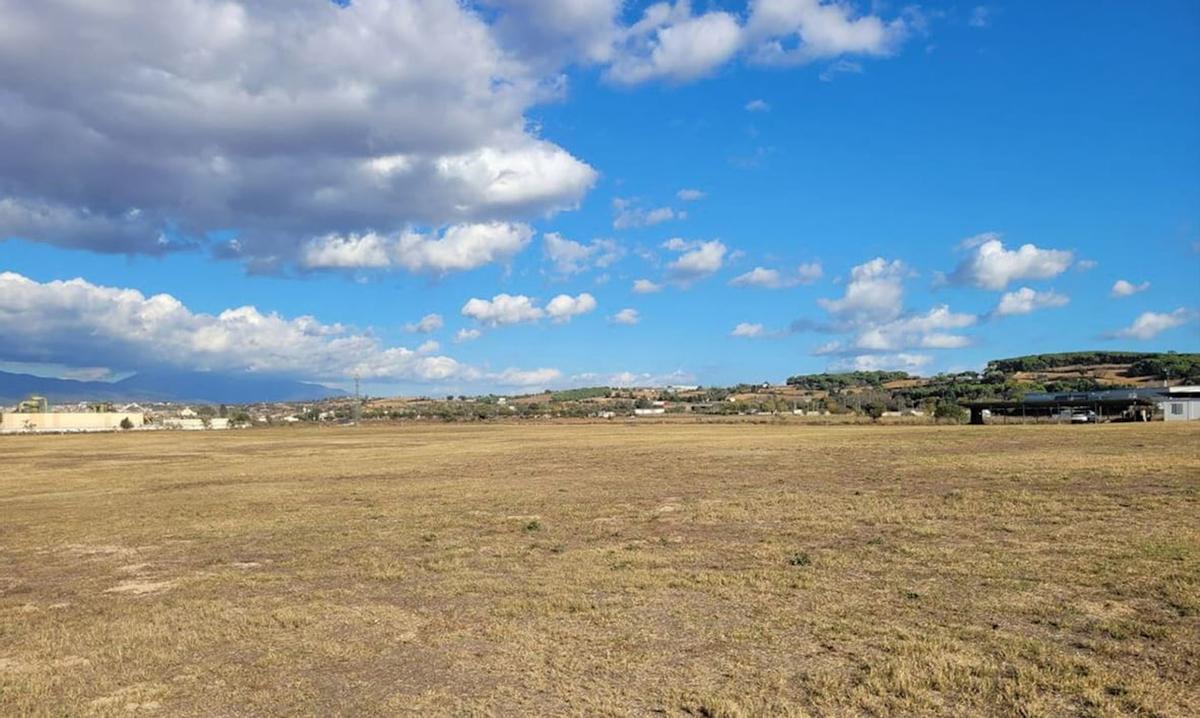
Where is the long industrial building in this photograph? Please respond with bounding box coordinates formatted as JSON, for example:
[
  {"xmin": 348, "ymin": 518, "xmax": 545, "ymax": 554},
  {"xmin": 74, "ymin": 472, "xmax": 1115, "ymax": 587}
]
[
  {"xmin": 963, "ymin": 386, "xmax": 1200, "ymax": 424},
  {"xmin": 0, "ymin": 411, "xmax": 145, "ymax": 433}
]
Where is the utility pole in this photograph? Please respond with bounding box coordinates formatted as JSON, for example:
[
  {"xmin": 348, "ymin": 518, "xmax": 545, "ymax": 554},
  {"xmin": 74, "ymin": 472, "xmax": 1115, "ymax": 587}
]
[{"xmin": 352, "ymin": 373, "xmax": 362, "ymax": 424}]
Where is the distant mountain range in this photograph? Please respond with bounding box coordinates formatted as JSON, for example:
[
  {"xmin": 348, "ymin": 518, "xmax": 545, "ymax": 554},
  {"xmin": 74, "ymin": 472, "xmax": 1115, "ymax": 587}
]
[{"xmin": 0, "ymin": 369, "xmax": 346, "ymax": 405}]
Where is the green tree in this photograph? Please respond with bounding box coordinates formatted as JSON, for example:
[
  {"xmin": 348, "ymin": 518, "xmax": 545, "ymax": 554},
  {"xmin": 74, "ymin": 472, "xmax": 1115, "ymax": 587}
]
[{"xmin": 866, "ymin": 401, "xmax": 886, "ymax": 421}]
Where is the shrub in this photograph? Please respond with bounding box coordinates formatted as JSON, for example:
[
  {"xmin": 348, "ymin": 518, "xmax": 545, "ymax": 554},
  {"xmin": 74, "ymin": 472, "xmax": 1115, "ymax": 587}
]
[
  {"xmin": 934, "ymin": 401, "xmax": 967, "ymax": 423},
  {"xmin": 119, "ymin": 417, "xmax": 134, "ymax": 430}
]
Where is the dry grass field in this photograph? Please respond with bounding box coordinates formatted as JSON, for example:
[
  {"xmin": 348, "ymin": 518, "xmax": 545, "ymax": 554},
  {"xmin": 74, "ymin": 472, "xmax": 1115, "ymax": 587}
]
[{"xmin": 2, "ymin": 423, "xmax": 1198, "ymax": 717}]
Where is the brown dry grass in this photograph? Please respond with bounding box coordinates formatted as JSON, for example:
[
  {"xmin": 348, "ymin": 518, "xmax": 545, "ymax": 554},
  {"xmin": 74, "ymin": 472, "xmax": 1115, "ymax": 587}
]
[{"xmin": 1, "ymin": 423, "xmax": 1198, "ymax": 716}]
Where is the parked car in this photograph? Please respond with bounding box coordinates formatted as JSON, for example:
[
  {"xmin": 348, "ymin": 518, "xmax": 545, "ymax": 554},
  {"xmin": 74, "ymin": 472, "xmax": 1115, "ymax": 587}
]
[{"xmin": 1069, "ymin": 410, "xmax": 1097, "ymax": 424}]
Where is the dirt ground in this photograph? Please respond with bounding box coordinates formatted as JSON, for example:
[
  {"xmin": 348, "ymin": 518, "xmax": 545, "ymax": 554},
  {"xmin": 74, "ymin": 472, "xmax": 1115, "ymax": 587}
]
[{"xmin": 1, "ymin": 422, "xmax": 1197, "ymax": 716}]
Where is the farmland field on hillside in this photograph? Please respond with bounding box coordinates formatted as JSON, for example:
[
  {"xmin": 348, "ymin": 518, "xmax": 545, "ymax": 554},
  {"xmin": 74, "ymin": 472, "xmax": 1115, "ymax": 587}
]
[{"xmin": 2, "ymin": 423, "xmax": 1198, "ymax": 716}]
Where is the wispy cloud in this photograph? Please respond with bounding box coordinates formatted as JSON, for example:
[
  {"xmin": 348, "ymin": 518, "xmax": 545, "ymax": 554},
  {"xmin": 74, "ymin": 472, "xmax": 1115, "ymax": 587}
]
[
  {"xmin": 730, "ymin": 263, "xmax": 822, "ymax": 288},
  {"xmin": 1107, "ymin": 309, "xmax": 1193, "ymax": 340}
]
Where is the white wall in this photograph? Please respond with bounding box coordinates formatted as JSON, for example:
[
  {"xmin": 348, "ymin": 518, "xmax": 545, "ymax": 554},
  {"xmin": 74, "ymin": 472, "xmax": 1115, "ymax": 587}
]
[
  {"xmin": 0, "ymin": 412, "xmax": 144, "ymax": 433},
  {"xmin": 163, "ymin": 417, "xmax": 231, "ymax": 430}
]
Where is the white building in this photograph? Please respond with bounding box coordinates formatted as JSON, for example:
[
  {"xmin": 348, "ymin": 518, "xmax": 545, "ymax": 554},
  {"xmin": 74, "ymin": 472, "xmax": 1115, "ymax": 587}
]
[{"xmin": 1159, "ymin": 386, "xmax": 1200, "ymax": 422}]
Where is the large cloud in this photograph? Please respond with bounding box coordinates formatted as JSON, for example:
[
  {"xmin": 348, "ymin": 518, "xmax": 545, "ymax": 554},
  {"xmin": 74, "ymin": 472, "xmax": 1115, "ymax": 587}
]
[
  {"xmin": 0, "ymin": 0, "xmax": 919, "ymax": 270},
  {"xmin": 811, "ymin": 258, "xmax": 978, "ymax": 362},
  {"xmin": 818, "ymin": 257, "xmax": 907, "ymax": 324},
  {"xmin": 815, "ymin": 305, "xmax": 977, "ymax": 354},
  {"xmin": 0, "ymin": 0, "xmax": 595, "ymax": 268},
  {"xmin": 948, "ymin": 234, "xmax": 1074, "ymax": 290},
  {"xmin": 851, "ymin": 306, "xmax": 976, "ymax": 351},
  {"xmin": 0, "ymin": 272, "xmax": 556, "ymax": 386}
]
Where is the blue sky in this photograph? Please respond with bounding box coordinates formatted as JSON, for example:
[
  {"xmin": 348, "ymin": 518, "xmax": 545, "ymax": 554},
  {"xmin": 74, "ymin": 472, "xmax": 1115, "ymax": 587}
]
[{"xmin": 1, "ymin": 0, "xmax": 1197, "ymax": 394}]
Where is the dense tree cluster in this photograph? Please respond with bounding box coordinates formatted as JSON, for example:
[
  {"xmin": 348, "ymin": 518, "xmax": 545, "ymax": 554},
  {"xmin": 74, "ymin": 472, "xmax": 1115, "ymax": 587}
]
[
  {"xmin": 1128, "ymin": 354, "xmax": 1200, "ymax": 383},
  {"xmin": 550, "ymin": 387, "xmax": 612, "ymax": 402},
  {"xmin": 986, "ymin": 351, "xmax": 1199, "ymax": 378},
  {"xmin": 784, "ymin": 371, "xmax": 911, "ymax": 390}
]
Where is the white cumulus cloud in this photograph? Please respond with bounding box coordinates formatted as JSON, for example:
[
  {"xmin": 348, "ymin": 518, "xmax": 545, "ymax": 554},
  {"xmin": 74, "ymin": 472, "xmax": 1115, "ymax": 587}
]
[
  {"xmin": 829, "ymin": 353, "xmax": 933, "ymax": 373},
  {"xmin": 949, "ymin": 234, "xmax": 1073, "ymax": 290},
  {"xmin": 853, "ymin": 306, "xmax": 977, "ymax": 350},
  {"xmin": 545, "ymin": 292, "xmax": 598, "ymax": 322},
  {"xmin": 405, "ymin": 313, "xmax": 444, "ymax": 334},
  {"xmin": 731, "ymin": 322, "xmax": 766, "ymax": 338},
  {"xmin": 607, "ymin": 5, "xmax": 743, "ymax": 84},
  {"xmin": 610, "ymin": 308, "xmax": 641, "ymax": 325},
  {"xmin": 0, "ymin": 271, "xmax": 552, "ymax": 386},
  {"xmin": 605, "ymin": 1, "xmax": 914, "ymax": 85},
  {"xmin": 744, "ymin": 0, "xmax": 912, "ymax": 66},
  {"xmin": 993, "ymin": 287, "xmax": 1070, "ymax": 316},
  {"xmin": 1111, "ymin": 279, "xmax": 1150, "ymax": 298},
  {"xmin": 461, "ymin": 294, "xmax": 546, "ymax": 326},
  {"xmin": 461, "ymin": 291, "xmax": 596, "ymax": 326},
  {"xmin": 632, "ymin": 278, "xmax": 664, "ymax": 294},
  {"xmin": 818, "ymin": 257, "xmax": 906, "ymax": 324},
  {"xmin": 664, "ymin": 238, "xmax": 727, "ymax": 283}
]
